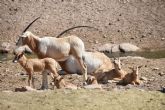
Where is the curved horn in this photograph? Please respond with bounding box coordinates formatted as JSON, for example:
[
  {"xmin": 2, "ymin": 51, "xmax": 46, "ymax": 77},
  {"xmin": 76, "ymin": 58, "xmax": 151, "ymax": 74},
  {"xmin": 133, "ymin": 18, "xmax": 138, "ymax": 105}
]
[
  {"xmin": 56, "ymin": 26, "xmax": 104, "ymax": 38},
  {"xmin": 22, "ymin": 17, "xmax": 40, "ymax": 33}
]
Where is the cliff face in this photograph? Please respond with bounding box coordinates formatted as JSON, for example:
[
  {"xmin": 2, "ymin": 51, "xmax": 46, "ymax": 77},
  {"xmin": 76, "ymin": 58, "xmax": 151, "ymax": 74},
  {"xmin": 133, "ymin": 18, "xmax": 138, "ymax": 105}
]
[{"xmin": 0, "ymin": 0, "xmax": 165, "ymax": 49}]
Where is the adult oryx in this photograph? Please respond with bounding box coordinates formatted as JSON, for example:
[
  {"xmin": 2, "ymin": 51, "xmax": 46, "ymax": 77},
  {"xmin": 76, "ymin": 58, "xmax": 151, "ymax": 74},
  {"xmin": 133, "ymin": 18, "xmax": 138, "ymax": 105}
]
[{"xmin": 15, "ymin": 18, "xmax": 87, "ymax": 89}]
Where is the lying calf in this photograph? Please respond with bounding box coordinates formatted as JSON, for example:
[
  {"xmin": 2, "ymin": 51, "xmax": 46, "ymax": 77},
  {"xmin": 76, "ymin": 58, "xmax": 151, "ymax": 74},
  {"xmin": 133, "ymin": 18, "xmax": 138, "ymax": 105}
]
[
  {"xmin": 54, "ymin": 75, "xmax": 77, "ymax": 89},
  {"xmin": 118, "ymin": 66, "xmax": 142, "ymax": 85},
  {"xmin": 13, "ymin": 49, "xmax": 60, "ymax": 89},
  {"xmin": 100, "ymin": 58, "xmax": 127, "ymax": 83}
]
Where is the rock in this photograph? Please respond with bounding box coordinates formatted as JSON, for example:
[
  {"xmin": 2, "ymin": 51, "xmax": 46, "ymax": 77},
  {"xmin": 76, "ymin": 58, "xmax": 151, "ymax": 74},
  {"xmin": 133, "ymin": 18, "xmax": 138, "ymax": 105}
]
[
  {"xmin": 94, "ymin": 40, "xmax": 99, "ymax": 44},
  {"xmin": 0, "ymin": 42, "xmax": 15, "ymax": 53},
  {"xmin": 103, "ymin": 35, "xmax": 107, "ymax": 38},
  {"xmin": 111, "ymin": 44, "xmax": 120, "ymax": 53},
  {"xmin": 119, "ymin": 43, "xmax": 140, "ymax": 52},
  {"xmin": 158, "ymin": 72, "xmax": 165, "ymax": 76},
  {"xmin": 152, "ymin": 67, "xmax": 159, "ymax": 70},
  {"xmin": 15, "ymin": 86, "xmax": 37, "ymax": 92},
  {"xmin": 161, "ymin": 38, "xmax": 165, "ymax": 41},
  {"xmin": 83, "ymin": 84, "xmax": 102, "ymax": 89},
  {"xmin": 88, "ymin": 40, "xmax": 93, "ymax": 43},
  {"xmin": 97, "ymin": 43, "xmax": 114, "ymax": 53},
  {"xmin": 140, "ymin": 76, "xmax": 148, "ymax": 81}
]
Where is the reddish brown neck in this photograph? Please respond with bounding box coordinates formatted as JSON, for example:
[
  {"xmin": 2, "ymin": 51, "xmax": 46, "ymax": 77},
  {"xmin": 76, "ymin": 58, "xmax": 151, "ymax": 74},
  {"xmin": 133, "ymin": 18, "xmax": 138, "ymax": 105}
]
[
  {"xmin": 26, "ymin": 35, "xmax": 39, "ymax": 54},
  {"xmin": 18, "ymin": 55, "xmax": 27, "ymax": 67}
]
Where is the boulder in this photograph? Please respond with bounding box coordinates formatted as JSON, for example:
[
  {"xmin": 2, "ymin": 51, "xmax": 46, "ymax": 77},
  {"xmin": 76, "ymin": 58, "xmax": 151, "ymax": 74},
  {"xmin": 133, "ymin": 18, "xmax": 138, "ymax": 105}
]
[
  {"xmin": 0, "ymin": 42, "xmax": 15, "ymax": 53},
  {"xmin": 119, "ymin": 43, "xmax": 140, "ymax": 52},
  {"xmin": 111, "ymin": 44, "xmax": 120, "ymax": 53},
  {"xmin": 97, "ymin": 43, "xmax": 113, "ymax": 53}
]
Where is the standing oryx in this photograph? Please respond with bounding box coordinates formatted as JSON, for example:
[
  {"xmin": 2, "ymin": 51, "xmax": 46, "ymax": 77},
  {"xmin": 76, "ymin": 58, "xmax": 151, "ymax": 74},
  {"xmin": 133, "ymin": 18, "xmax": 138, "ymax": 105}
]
[{"xmin": 15, "ymin": 18, "xmax": 87, "ymax": 89}]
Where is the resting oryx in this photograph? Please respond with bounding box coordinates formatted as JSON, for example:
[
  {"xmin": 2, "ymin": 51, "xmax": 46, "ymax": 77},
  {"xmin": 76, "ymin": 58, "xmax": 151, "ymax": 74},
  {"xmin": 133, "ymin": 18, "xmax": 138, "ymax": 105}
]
[
  {"xmin": 118, "ymin": 66, "xmax": 142, "ymax": 85},
  {"xmin": 16, "ymin": 31, "xmax": 87, "ymax": 89},
  {"xmin": 58, "ymin": 51, "xmax": 113, "ymax": 81}
]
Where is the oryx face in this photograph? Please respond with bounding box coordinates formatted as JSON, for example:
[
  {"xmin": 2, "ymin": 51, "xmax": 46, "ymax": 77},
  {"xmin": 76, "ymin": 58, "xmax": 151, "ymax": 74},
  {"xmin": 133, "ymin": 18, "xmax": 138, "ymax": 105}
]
[
  {"xmin": 16, "ymin": 36, "xmax": 25, "ymax": 46},
  {"xmin": 16, "ymin": 32, "xmax": 29, "ymax": 46},
  {"xmin": 113, "ymin": 58, "xmax": 121, "ymax": 70},
  {"xmin": 12, "ymin": 51, "xmax": 24, "ymax": 63}
]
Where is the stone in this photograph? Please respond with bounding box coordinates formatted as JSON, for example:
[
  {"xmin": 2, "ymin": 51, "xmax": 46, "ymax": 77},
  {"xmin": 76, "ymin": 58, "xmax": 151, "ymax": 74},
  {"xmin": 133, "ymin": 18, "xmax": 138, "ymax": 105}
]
[
  {"xmin": 119, "ymin": 43, "xmax": 140, "ymax": 52},
  {"xmin": 97, "ymin": 43, "xmax": 113, "ymax": 53},
  {"xmin": 161, "ymin": 38, "xmax": 165, "ymax": 41},
  {"xmin": 94, "ymin": 40, "xmax": 99, "ymax": 44},
  {"xmin": 158, "ymin": 72, "xmax": 165, "ymax": 76},
  {"xmin": 15, "ymin": 86, "xmax": 37, "ymax": 92},
  {"xmin": 140, "ymin": 76, "xmax": 148, "ymax": 81},
  {"xmin": 83, "ymin": 84, "xmax": 102, "ymax": 89},
  {"xmin": 152, "ymin": 67, "xmax": 159, "ymax": 70},
  {"xmin": 0, "ymin": 42, "xmax": 15, "ymax": 53},
  {"xmin": 111, "ymin": 44, "xmax": 120, "ymax": 53}
]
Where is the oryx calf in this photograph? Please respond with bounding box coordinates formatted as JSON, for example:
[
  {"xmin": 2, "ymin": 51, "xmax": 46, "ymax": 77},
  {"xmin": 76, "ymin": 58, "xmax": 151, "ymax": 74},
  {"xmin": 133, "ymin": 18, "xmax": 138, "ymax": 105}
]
[
  {"xmin": 100, "ymin": 58, "xmax": 127, "ymax": 83},
  {"xmin": 13, "ymin": 47, "xmax": 60, "ymax": 89},
  {"xmin": 16, "ymin": 31, "xmax": 87, "ymax": 89},
  {"xmin": 118, "ymin": 66, "xmax": 142, "ymax": 85}
]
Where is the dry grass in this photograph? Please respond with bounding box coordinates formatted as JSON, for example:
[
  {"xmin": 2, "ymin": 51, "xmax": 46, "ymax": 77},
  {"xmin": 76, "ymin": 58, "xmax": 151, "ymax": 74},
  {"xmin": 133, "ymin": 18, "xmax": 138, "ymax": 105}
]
[{"xmin": 0, "ymin": 89, "xmax": 165, "ymax": 110}]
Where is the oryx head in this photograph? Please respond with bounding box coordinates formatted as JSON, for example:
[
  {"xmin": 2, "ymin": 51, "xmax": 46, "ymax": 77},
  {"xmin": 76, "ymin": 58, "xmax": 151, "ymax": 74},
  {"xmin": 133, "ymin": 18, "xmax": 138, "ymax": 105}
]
[
  {"xmin": 129, "ymin": 66, "xmax": 142, "ymax": 77},
  {"xmin": 13, "ymin": 46, "xmax": 26, "ymax": 63},
  {"xmin": 16, "ymin": 17, "xmax": 40, "ymax": 46},
  {"xmin": 113, "ymin": 57, "xmax": 121, "ymax": 70}
]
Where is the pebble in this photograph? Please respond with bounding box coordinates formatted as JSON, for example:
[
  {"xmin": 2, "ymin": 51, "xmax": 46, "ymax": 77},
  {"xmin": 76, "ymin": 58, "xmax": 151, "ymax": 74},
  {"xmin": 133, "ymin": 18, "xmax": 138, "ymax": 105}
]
[
  {"xmin": 158, "ymin": 72, "xmax": 165, "ymax": 76},
  {"xmin": 103, "ymin": 35, "xmax": 107, "ymax": 38},
  {"xmin": 83, "ymin": 84, "xmax": 102, "ymax": 89},
  {"xmin": 140, "ymin": 76, "xmax": 148, "ymax": 81},
  {"xmin": 94, "ymin": 40, "xmax": 99, "ymax": 44},
  {"xmin": 161, "ymin": 38, "xmax": 165, "ymax": 41},
  {"xmin": 152, "ymin": 67, "xmax": 159, "ymax": 70}
]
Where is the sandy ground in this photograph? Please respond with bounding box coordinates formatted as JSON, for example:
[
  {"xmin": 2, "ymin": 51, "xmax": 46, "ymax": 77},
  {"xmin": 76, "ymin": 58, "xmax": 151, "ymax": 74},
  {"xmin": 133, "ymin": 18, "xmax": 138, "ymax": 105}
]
[
  {"xmin": 0, "ymin": 0, "xmax": 165, "ymax": 50},
  {"xmin": 0, "ymin": 56, "xmax": 165, "ymax": 92}
]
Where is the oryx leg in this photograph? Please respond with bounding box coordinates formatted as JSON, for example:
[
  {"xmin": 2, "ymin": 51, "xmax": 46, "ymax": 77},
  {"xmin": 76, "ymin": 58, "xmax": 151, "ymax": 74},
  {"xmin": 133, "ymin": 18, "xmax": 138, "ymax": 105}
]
[
  {"xmin": 77, "ymin": 58, "xmax": 87, "ymax": 84},
  {"xmin": 28, "ymin": 73, "xmax": 33, "ymax": 87},
  {"xmin": 72, "ymin": 47, "xmax": 87, "ymax": 85},
  {"xmin": 41, "ymin": 70, "xmax": 48, "ymax": 90},
  {"xmin": 32, "ymin": 76, "xmax": 35, "ymax": 88}
]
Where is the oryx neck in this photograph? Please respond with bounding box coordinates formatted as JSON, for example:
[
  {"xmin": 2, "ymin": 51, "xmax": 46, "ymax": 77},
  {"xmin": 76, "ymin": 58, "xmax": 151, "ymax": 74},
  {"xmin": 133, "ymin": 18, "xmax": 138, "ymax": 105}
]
[
  {"xmin": 26, "ymin": 35, "xmax": 39, "ymax": 53},
  {"xmin": 18, "ymin": 55, "xmax": 28, "ymax": 67}
]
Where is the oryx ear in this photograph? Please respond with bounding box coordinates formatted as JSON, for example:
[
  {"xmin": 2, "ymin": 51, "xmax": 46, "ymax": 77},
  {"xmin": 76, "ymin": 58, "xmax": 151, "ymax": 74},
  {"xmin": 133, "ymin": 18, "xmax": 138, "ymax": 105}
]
[{"xmin": 118, "ymin": 57, "xmax": 121, "ymax": 63}]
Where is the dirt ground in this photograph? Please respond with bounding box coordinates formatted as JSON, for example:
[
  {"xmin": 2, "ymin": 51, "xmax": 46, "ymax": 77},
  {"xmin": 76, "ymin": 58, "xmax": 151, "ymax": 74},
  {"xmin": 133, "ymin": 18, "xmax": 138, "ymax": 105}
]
[
  {"xmin": 0, "ymin": 56, "xmax": 165, "ymax": 92},
  {"xmin": 0, "ymin": 0, "xmax": 165, "ymax": 50}
]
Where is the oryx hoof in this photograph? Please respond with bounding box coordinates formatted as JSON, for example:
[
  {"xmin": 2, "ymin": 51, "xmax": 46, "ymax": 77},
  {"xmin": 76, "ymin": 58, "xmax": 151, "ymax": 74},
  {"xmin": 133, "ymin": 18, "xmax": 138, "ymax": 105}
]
[{"xmin": 40, "ymin": 86, "xmax": 48, "ymax": 90}]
